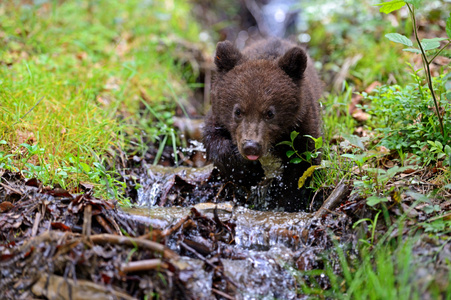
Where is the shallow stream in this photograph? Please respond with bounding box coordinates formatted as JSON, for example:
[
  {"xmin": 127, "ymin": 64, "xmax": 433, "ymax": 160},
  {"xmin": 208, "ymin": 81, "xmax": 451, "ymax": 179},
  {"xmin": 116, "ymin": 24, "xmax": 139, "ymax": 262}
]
[{"xmin": 121, "ymin": 162, "xmax": 351, "ymax": 299}]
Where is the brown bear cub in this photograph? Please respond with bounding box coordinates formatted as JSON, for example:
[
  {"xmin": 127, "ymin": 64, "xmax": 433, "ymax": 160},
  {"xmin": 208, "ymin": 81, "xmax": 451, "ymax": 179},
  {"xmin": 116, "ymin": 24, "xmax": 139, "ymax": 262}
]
[{"xmin": 203, "ymin": 38, "xmax": 322, "ymax": 211}]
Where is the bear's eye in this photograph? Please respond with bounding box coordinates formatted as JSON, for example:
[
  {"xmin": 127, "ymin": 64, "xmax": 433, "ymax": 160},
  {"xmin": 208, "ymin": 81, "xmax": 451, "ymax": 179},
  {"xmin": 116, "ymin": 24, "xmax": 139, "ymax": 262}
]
[
  {"xmin": 266, "ymin": 110, "xmax": 275, "ymax": 119},
  {"xmin": 234, "ymin": 108, "xmax": 242, "ymax": 118}
]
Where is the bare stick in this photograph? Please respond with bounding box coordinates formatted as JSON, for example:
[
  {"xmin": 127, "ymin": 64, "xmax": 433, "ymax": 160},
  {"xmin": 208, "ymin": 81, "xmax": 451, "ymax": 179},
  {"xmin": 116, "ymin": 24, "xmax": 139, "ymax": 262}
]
[
  {"xmin": 0, "ymin": 182, "xmax": 23, "ymax": 195},
  {"xmin": 90, "ymin": 234, "xmax": 179, "ymax": 259},
  {"xmin": 82, "ymin": 204, "xmax": 92, "ymax": 237},
  {"xmin": 95, "ymin": 215, "xmax": 115, "ymax": 235},
  {"xmin": 211, "ymin": 288, "xmax": 236, "ymax": 300},
  {"xmin": 31, "ymin": 212, "xmax": 42, "ymax": 237},
  {"xmin": 314, "ymin": 179, "xmax": 349, "ymax": 219},
  {"xmin": 161, "ymin": 214, "xmax": 190, "ymax": 237},
  {"xmin": 407, "ymin": 3, "xmax": 445, "ymax": 137},
  {"xmin": 121, "ymin": 259, "xmax": 167, "ymax": 273}
]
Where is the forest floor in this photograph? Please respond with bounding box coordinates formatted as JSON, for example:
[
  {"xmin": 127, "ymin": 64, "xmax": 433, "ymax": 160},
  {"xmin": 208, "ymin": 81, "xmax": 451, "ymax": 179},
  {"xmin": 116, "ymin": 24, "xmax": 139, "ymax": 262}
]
[{"xmin": 1, "ymin": 0, "xmax": 451, "ymax": 299}]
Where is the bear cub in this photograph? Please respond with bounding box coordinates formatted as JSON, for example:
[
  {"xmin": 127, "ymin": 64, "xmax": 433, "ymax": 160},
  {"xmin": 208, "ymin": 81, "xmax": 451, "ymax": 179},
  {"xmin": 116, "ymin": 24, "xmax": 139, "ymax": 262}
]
[{"xmin": 203, "ymin": 38, "xmax": 322, "ymax": 211}]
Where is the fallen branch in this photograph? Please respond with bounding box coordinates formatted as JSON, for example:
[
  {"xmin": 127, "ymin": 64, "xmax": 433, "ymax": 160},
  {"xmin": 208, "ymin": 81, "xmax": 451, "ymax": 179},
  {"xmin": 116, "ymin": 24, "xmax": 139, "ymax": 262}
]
[
  {"xmin": 314, "ymin": 179, "xmax": 350, "ymax": 219},
  {"xmin": 90, "ymin": 234, "xmax": 179, "ymax": 259},
  {"xmin": 95, "ymin": 215, "xmax": 115, "ymax": 235},
  {"xmin": 121, "ymin": 259, "xmax": 167, "ymax": 273}
]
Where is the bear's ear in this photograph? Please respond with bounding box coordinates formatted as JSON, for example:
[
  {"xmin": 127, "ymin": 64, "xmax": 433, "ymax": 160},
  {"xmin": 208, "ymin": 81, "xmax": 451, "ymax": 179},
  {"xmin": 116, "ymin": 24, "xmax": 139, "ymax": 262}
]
[
  {"xmin": 215, "ymin": 41, "xmax": 243, "ymax": 73},
  {"xmin": 278, "ymin": 47, "xmax": 308, "ymax": 81}
]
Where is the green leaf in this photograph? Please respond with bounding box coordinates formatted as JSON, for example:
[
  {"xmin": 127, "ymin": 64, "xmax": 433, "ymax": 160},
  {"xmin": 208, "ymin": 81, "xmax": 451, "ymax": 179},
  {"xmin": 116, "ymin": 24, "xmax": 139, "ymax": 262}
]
[
  {"xmin": 403, "ymin": 48, "xmax": 421, "ymax": 54},
  {"xmin": 422, "ymin": 204, "xmax": 441, "ymax": 214},
  {"xmin": 367, "ymin": 196, "xmax": 389, "ymax": 206},
  {"xmin": 406, "ymin": 191, "xmax": 430, "ymax": 203},
  {"xmin": 290, "ymin": 157, "xmax": 302, "ymax": 164},
  {"xmin": 79, "ymin": 162, "xmax": 91, "ymax": 173},
  {"xmin": 420, "ymin": 38, "xmax": 446, "ymax": 51},
  {"xmin": 341, "ymin": 153, "xmax": 357, "ymax": 160},
  {"xmin": 445, "ymin": 145, "xmax": 451, "ymax": 154},
  {"xmin": 290, "ymin": 131, "xmax": 299, "ymax": 142},
  {"xmin": 314, "ymin": 136, "xmax": 323, "ymax": 149},
  {"xmin": 385, "ymin": 33, "xmax": 413, "ymax": 47},
  {"xmin": 342, "ymin": 133, "xmax": 365, "ymax": 150},
  {"xmin": 286, "ymin": 150, "xmax": 296, "ymax": 158},
  {"xmin": 20, "ymin": 143, "xmax": 33, "ymax": 152},
  {"xmin": 375, "ymin": 1, "xmax": 405, "ymax": 14},
  {"xmin": 276, "ymin": 141, "xmax": 292, "ymax": 147},
  {"xmin": 447, "ymin": 13, "xmax": 451, "ymax": 39}
]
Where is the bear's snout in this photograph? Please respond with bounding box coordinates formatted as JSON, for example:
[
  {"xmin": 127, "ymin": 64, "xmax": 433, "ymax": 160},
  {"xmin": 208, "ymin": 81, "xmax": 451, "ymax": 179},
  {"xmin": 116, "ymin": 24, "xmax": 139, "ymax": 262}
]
[{"xmin": 242, "ymin": 140, "xmax": 262, "ymax": 161}]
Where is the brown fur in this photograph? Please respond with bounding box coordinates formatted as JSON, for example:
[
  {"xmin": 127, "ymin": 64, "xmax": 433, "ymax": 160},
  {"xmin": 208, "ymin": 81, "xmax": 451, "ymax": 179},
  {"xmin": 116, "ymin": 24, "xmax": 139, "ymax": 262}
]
[{"xmin": 203, "ymin": 38, "xmax": 322, "ymax": 209}]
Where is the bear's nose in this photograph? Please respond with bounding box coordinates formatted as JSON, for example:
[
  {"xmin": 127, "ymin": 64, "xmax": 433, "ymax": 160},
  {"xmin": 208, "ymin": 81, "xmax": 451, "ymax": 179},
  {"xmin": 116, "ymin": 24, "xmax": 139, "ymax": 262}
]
[{"xmin": 242, "ymin": 140, "xmax": 262, "ymax": 161}]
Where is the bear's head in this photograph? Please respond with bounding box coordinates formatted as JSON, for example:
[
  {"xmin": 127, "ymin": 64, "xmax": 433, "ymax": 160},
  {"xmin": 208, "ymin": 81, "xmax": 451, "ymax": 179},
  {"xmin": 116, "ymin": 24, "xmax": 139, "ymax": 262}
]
[{"xmin": 211, "ymin": 40, "xmax": 309, "ymax": 161}]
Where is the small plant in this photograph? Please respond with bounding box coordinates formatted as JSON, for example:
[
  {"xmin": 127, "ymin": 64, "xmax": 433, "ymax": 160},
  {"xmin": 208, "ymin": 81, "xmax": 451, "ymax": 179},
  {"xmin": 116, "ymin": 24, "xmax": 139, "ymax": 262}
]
[
  {"xmin": 353, "ymin": 210, "xmax": 382, "ymax": 246},
  {"xmin": 428, "ymin": 141, "xmax": 451, "ymax": 167},
  {"xmin": 364, "ymin": 76, "xmax": 451, "ymax": 165},
  {"xmin": 278, "ymin": 131, "xmax": 323, "ymax": 165},
  {"xmin": 278, "ymin": 132, "xmax": 323, "ymax": 187}
]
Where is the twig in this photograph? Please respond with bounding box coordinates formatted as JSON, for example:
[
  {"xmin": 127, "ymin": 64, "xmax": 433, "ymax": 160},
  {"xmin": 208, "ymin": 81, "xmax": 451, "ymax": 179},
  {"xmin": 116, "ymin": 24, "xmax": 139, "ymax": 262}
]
[
  {"xmin": 161, "ymin": 214, "xmax": 190, "ymax": 237},
  {"xmin": 82, "ymin": 204, "xmax": 92, "ymax": 237},
  {"xmin": 0, "ymin": 182, "xmax": 23, "ymax": 195},
  {"xmin": 95, "ymin": 215, "xmax": 114, "ymax": 235},
  {"xmin": 314, "ymin": 179, "xmax": 349, "ymax": 219},
  {"xmin": 102, "ymin": 213, "xmax": 122, "ymax": 235},
  {"xmin": 244, "ymin": 0, "xmax": 269, "ymax": 36},
  {"xmin": 31, "ymin": 212, "xmax": 42, "ymax": 237},
  {"xmin": 214, "ymin": 181, "xmax": 235, "ymax": 202},
  {"xmin": 12, "ymin": 96, "xmax": 45, "ymax": 126},
  {"xmin": 180, "ymin": 241, "xmax": 238, "ymax": 288},
  {"xmin": 211, "ymin": 288, "xmax": 236, "ymax": 300},
  {"xmin": 90, "ymin": 234, "xmax": 179, "ymax": 259},
  {"xmin": 121, "ymin": 259, "xmax": 167, "ymax": 273},
  {"xmin": 309, "ymin": 189, "xmax": 320, "ymax": 212},
  {"xmin": 428, "ymin": 40, "xmax": 451, "ymax": 64}
]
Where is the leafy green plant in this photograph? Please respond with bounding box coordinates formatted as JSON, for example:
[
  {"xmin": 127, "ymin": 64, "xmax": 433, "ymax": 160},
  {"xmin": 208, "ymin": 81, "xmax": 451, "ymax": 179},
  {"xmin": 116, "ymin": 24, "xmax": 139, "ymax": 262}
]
[
  {"xmin": 342, "ymin": 152, "xmax": 376, "ymax": 175},
  {"xmin": 364, "ymin": 75, "xmax": 451, "ymax": 165},
  {"xmin": 377, "ymin": 0, "xmax": 451, "ymax": 138},
  {"xmin": 428, "ymin": 141, "xmax": 451, "ymax": 166},
  {"xmin": 278, "ymin": 131, "xmax": 323, "ymax": 165}
]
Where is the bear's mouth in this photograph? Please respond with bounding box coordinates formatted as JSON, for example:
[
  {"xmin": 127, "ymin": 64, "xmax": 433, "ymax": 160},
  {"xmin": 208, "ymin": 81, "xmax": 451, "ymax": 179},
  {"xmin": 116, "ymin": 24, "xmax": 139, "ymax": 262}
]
[{"xmin": 246, "ymin": 155, "xmax": 260, "ymax": 161}]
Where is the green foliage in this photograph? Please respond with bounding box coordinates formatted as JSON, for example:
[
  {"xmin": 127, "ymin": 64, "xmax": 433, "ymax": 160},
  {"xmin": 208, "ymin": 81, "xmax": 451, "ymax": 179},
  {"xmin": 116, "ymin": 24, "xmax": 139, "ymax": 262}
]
[
  {"xmin": 0, "ymin": 0, "xmax": 202, "ymax": 197},
  {"xmin": 277, "ymin": 132, "xmax": 322, "ymax": 165},
  {"xmin": 364, "ymin": 74, "xmax": 451, "ymax": 164},
  {"xmin": 295, "ymin": 237, "xmax": 428, "ymax": 299},
  {"xmin": 385, "ymin": 32, "xmax": 413, "ymax": 47},
  {"xmin": 421, "ymin": 217, "xmax": 451, "ymax": 233},
  {"xmin": 353, "ymin": 210, "xmax": 382, "ymax": 245},
  {"xmin": 375, "ymin": 1, "xmax": 406, "ymax": 14},
  {"xmin": 378, "ymin": 0, "xmax": 451, "ymax": 138}
]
